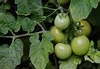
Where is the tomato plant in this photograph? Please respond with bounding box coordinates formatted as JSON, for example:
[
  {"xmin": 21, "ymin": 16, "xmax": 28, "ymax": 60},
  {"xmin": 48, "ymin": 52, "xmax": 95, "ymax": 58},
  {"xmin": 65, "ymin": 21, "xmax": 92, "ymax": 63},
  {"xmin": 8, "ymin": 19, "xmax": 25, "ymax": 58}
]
[
  {"xmin": 54, "ymin": 13, "xmax": 70, "ymax": 30},
  {"xmin": 55, "ymin": 43, "xmax": 72, "ymax": 59},
  {"xmin": 0, "ymin": 0, "xmax": 100, "ymax": 69}
]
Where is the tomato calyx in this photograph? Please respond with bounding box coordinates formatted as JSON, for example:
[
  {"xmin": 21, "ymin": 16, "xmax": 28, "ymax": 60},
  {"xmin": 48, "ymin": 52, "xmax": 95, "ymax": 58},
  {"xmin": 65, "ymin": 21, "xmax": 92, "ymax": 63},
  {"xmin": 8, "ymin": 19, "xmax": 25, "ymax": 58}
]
[
  {"xmin": 74, "ymin": 22, "xmax": 84, "ymax": 36},
  {"xmin": 74, "ymin": 29, "xmax": 83, "ymax": 37},
  {"xmin": 58, "ymin": 13, "xmax": 68, "ymax": 18},
  {"xmin": 80, "ymin": 20, "xmax": 92, "ymax": 36}
]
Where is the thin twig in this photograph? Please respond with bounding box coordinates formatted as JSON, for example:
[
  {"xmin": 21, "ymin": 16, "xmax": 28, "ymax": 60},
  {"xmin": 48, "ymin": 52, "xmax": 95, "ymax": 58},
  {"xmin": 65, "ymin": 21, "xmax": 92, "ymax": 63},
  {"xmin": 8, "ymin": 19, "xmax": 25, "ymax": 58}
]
[
  {"xmin": 42, "ymin": 7, "xmax": 56, "ymax": 11},
  {"xmin": 47, "ymin": 9, "xmax": 58, "ymax": 17},
  {"xmin": 44, "ymin": 1, "xmax": 50, "ymax": 6}
]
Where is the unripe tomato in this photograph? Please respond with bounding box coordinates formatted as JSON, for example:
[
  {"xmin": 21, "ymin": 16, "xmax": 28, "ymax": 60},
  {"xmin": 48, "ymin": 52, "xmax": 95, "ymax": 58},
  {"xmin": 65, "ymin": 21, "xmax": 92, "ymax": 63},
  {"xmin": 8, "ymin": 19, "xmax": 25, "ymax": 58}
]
[
  {"xmin": 54, "ymin": 13, "xmax": 70, "ymax": 30},
  {"xmin": 71, "ymin": 35, "xmax": 89, "ymax": 56},
  {"xmin": 57, "ymin": 0, "xmax": 69, "ymax": 5},
  {"xmin": 50, "ymin": 26, "xmax": 65, "ymax": 43},
  {"xmin": 55, "ymin": 43, "xmax": 72, "ymax": 59},
  {"xmin": 80, "ymin": 20, "xmax": 92, "ymax": 36}
]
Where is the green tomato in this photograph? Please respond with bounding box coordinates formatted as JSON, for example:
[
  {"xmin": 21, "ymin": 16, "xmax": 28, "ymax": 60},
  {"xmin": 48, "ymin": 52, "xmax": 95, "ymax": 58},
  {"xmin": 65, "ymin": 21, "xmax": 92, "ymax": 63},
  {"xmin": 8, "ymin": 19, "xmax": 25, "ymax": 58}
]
[
  {"xmin": 55, "ymin": 43, "xmax": 72, "ymax": 59},
  {"xmin": 50, "ymin": 26, "xmax": 65, "ymax": 43},
  {"xmin": 71, "ymin": 35, "xmax": 89, "ymax": 56},
  {"xmin": 54, "ymin": 13, "xmax": 70, "ymax": 30},
  {"xmin": 80, "ymin": 20, "xmax": 92, "ymax": 36},
  {"xmin": 57, "ymin": 0, "xmax": 69, "ymax": 5}
]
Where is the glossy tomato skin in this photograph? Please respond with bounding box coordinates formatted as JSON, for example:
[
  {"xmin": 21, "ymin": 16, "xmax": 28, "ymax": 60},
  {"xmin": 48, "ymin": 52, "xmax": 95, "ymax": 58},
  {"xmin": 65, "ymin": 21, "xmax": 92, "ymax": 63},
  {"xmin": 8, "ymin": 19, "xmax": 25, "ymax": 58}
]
[
  {"xmin": 57, "ymin": 0, "xmax": 69, "ymax": 5},
  {"xmin": 80, "ymin": 20, "xmax": 92, "ymax": 36},
  {"xmin": 54, "ymin": 13, "xmax": 70, "ymax": 30},
  {"xmin": 71, "ymin": 35, "xmax": 89, "ymax": 56},
  {"xmin": 50, "ymin": 26, "xmax": 65, "ymax": 43},
  {"xmin": 55, "ymin": 43, "xmax": 72, "ymax": 59}
]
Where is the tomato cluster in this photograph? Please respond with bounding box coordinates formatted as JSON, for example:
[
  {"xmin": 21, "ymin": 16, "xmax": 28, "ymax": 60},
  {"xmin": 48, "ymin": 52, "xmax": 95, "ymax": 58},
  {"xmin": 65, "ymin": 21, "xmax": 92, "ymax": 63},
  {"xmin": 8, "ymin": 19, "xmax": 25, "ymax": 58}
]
[{"xmin": 50, "ymin": 12, "xmax": 92, "ymax": 59}]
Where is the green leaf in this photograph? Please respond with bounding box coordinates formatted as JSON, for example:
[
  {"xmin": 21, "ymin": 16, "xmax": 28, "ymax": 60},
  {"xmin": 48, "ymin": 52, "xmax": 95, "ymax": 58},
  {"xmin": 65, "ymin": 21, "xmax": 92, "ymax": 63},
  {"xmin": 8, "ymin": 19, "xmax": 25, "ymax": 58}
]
[
  {"xmin": 12, "ymin": 20, "xmax": 21, "ymax": 32},
  {"xmin": 29, "ymin": 32, "xmax": 54, "ymax": 69},
  {"xmin": 9, "ymin": 39, "xmax": 23, "ymax": 61},
  {"xmin": 69, "ymin": 0, "xmax": 100, "ymax": 22},
  {"xmin": 91, "ymin": 51, "xmax": 100, "ymax": 63},
  {"xmin": 89, "ymin": 0, "xmax": 100, "ymax": 8},
  {"xmin": 2, "ymin": 13, "xmax": 15, "ymax": 24},
  {"xmin": 0, "ymin": 4, "xmax": 10, "ymax": 12},
  {"xmin": 15, "ymin": 0, "xmax": 45, "ymax": 24},
  {"xmin": 59, "ymin": 55, "xmax": 81, "ymax": 69},
  {"xmin": 0, "ymin": 44, "xmax": 9, "ymax": 59},
  {"xmin": 3, "ymin": 14, "xmax": 21, "ymax": 32},
  {"xmin": 85, "ymin": 41, "xmax": 100, "ymax": 63},
  {"xmin": 15, "ymin": 0, "xmax": 43, "ymax": 16},
  {"xmin": 15, "ymin": 0, "xmax": 30, "ymax": 15},
  {"xmin": 0, "ymin": 39, "xmax": 23, "ymax": 69},
  {"xmin": 30, "ymin": 15, "xmax": 46, "ymax": 23},
  {"xmin": 29, "ymin": 33, "xmax": 40, "ymax": 43},
  {"xmin": 84, "ymin": 56, "xmax": 94, "ymax": 63},
  {"xmin": 21, "ymin": 17, "xmax": 37, "ymax": 32},
  {"xmin": 42, "ymin": 31, "xmax": 54, "ymax": 41},
  {"xmin": 0, "ymin": 13, "xmax": 21, "ymax": 34},
  {"xmin": 0, "ymin": 12, "xmax": 14, "ymax": 34},
  {"xmin": 0, "ymin": 23, "xmax": 9, "ymax": 34}
]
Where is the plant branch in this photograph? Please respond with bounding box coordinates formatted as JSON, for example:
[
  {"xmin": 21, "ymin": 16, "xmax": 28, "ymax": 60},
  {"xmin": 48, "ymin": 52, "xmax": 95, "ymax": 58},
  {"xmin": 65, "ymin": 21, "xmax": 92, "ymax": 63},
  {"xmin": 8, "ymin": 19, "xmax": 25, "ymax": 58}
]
[
  {"xmin": 15, "ymin": 31, "xmax": 44, "ymax": 38},
  {"xmin": 47, "ymin": 9, "xmax": 58, "ymax": 17},
  {"xmin": 44, "ymin": 1, "xmax": 50, "ymax": 6},
  {"xmin": 9, "ymin": 29, "xmax": 15, "ymax": 36},
  {"xmin": 42, "ymin": 7, "xmax": 56, "ymax": 11},
  {"xmin": 10, "ymin": 37, "xmax": 15, "ymax": 45},
  {"xmin": 0, "ymin": 31, "xmax": 44, "ymax": 39},
  {"xmin": 0, "ymin": 35, "xmax": 13, "ymax": 38},
  {"xmin": 37, "ymin": 23, "xmax": 45, "ymax": 31}
]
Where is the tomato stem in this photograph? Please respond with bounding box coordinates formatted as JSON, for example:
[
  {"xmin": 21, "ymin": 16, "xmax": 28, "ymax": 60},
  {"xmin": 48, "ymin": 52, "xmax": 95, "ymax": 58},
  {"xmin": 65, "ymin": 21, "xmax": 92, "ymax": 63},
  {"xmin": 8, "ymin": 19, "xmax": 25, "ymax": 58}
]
[
  {"xmin": 46, "ymin": 9, "xmax": 58, "ymax": 17},
  {"xmin": 0, "ymin": 31, "xmax": 44, "ymax": 38},
  {"xmin": 37, "ymin": 23, "xmax": 46, "ymax": 31},
  {"xmin": 9, "ymin": 29, "xmax": 15, "ymax": 36},
  {"xmin": 53, "ymin": 54, "xmax": 59, "ymax": 69},
  {"xmin": 10, "ymin": 37, "xmax": 15, "ymax": 45},
  {"xmin": 42, "ymin": 7, "xmax": 56, "ymax": 11}
]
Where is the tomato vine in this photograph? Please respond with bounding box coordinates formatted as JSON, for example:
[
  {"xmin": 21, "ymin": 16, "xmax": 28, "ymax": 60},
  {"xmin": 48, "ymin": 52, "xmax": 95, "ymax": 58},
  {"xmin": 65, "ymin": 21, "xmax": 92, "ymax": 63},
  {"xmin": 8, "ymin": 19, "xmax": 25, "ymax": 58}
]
[{"xmin": 0, "ymin": 0, "xmax": 100, "ymax": 69}]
